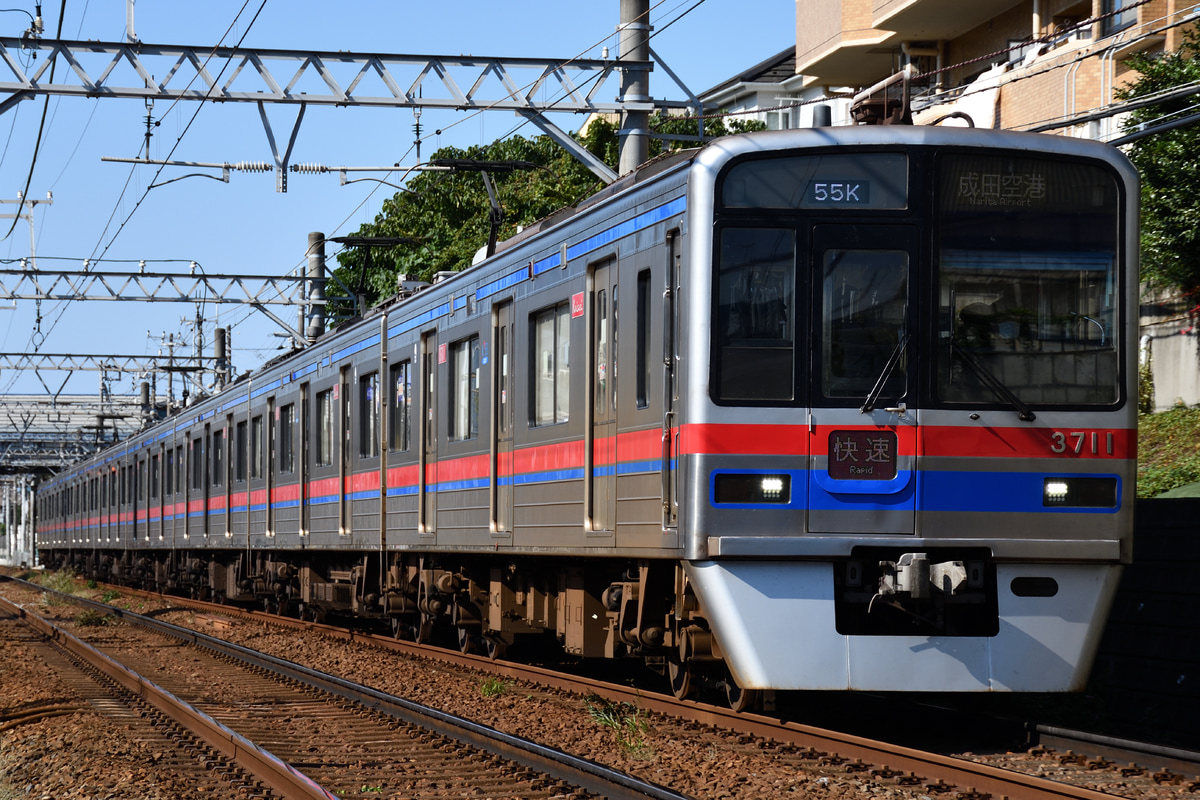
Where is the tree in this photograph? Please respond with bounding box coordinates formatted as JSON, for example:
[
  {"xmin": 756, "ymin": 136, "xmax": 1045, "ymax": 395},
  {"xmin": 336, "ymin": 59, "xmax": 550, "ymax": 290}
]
[
  {"xmin": 1117, "ymin": 31, "xmax": 1200, "ymax": 296},
  {"xmin": 332, "ymin": 113, "xmax": 764, "ymax": 311}
]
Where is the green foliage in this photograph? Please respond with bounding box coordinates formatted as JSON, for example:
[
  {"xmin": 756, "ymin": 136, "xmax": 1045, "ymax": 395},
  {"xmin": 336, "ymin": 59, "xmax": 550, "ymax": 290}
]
[
  {"xmin": 1117, "ymin": 30, "xmax": 1200, "ymax": 295},
  {"xmin": 332, "ymin": 112, "xmax": 765, "ymax": 311},
  {"xmin": 584, "ymin": 694, "xmax": 652, "ymax": 757},
  {"xmin": 75, "ymin": 608, "xmax": 118, "ymax": 627},
  {"xmin": 1137, "ymin": 405, "xmax": 1200, "ymax": 497},
  {"xmin": 39, "ymin": 568, "xmax": 78, "ymax": 605},
  {"xmin": 479, "ymin": 676, "xmax": 509, "ymax": 698},
  {"xmin": 100, "ymin": 589, "xmax": 121, "ymax": 603}
]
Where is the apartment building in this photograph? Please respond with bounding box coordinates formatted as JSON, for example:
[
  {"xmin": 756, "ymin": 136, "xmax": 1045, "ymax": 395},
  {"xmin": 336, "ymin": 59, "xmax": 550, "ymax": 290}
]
[{"xmin": 794, "ymin": 0, "xmax": 1196, "ymax": 138}]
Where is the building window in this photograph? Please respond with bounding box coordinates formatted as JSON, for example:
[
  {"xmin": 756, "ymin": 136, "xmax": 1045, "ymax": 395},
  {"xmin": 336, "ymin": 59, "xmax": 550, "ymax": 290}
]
[
  {"xmin": 279, "ymin": 404, "xmax": 295, "ymax": 474},
  {"xmin": 316, "ymin": 389, "xmax": 334, "ymax": 466},
  {"xmin": 449, "ymin": 338, "xmax": 480, "ymax": 441},
  {"xmin": 1101, "ymin": 0, "xmax": 1135, "ymax": 35},
  {"xmin": 532, "ymin": 303, "xmax": 571, "ymax": 426},
  {"xmin": 360, "ymin": 372, "xmax": 380, "ymax": 457},
  {"xmin": 390, "ymin": 361, "xmax": 412, "ymax": 452}
]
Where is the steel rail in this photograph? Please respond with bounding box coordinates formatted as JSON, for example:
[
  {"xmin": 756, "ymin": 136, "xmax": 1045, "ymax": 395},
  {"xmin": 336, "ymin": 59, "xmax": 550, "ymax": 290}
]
[
  {"xmin": 8, "ymin": 579, "xmax": 691, "ymax": 800},
  {"xmin": 0, "ymin": 595, "xmax": 335, "ymax": 800},
  {"xmin": 92, "ymin": 583, "xmax": 1133, "ymax": 800}
]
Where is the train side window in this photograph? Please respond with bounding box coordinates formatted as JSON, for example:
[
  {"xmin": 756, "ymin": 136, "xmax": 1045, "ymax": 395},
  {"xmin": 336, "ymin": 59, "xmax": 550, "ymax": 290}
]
[
  {"xmin": 316, "ymin": 389, "xmax": 334, "ymax": 466},
  {"xmin": 278, "ymin": 403, "xmax": 295, "ymax": 474},
  {"xmin": 191, "ymin": 439, "xmax": 203, "ymax": 491},
  {"xmin": 234, "ymin": 420, "xmax": 248, "ymax": 483},
  {"xmin": 138, "ymin": 459, "xmax": 147, "ymax": 501},
  {"xmin": 390, "ymin": 360, "xmax": 412, "ymax": 452},
  {"xmin": 211, "ymin": 428, "xmax": 224, "ymax": 488},
  {"xmin": 151, "ymin": 455, "xmax": 160, "ymax": 499},
  {"xmin": 449, "ymin": 338, "xmax": 479, "ymax": 441},
  {"xmin": 531, "ymin": 302, "xmax": 571, "ymax": 426},
  {"xmin": 250, "ymin": 416, "xmax": 263, "ymax": 479},
  {"xmin": 174, "ymin": 446, "xmax": 183, "ymax": 493},
  {"xmin": 360, "ymin": 371, "xmax": 381, "ymax": 456},
  {"xmin": 637, "ymin": 269, "xmax": 651, "ymax": 409},
  {"xmin": 165, "ymin": 450, "xmax": 174, "ymax": 495}
]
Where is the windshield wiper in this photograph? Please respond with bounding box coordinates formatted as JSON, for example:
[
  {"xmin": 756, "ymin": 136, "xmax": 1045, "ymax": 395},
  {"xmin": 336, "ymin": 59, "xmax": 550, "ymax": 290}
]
[
  {"xmin": 950, "ymin": 341, "xmax": 1036, "ymax": 421},
  {"xmin": 860, "ymin": 330, "xmax": 910, "ymax": 413}
]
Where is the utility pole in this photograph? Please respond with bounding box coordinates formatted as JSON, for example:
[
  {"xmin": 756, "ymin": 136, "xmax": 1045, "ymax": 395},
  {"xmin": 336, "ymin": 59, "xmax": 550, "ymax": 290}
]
[{"xmin": 618, "ymin": 0, "xmax": 651, "ymax": 175}]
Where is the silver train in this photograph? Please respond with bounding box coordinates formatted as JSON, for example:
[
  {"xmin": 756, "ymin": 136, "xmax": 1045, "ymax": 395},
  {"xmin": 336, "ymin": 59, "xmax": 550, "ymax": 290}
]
[{"xmin": 36, "ymin": 125, "xmax": 1138, "ymax": 707}]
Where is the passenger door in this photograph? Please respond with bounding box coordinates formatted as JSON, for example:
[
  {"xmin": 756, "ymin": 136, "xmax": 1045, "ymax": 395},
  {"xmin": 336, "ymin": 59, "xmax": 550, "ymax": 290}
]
[
  {"xmin": 589, "ymin": 259, "xmax": 617, "ymax": 534},
  {"xmin": 492, "ymin": 301, "xmax": 514, "ymax": 536},
  {"xmin": 420, "ymin": 331, "xmax": 438, "ymax": 537},
  {"xmin": 807, "ymin": 225, "xmax": 917, "ymax": 534}
]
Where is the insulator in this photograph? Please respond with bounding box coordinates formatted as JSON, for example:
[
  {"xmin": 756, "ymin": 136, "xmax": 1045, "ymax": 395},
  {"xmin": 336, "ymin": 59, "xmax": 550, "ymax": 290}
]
[
  {"xmin": 234, "ymin": 161, "xmax": 272, "ymax": 173},
  {"xmin": 290, "ymin": 162, "xmax": 328, "ymax": 174}
]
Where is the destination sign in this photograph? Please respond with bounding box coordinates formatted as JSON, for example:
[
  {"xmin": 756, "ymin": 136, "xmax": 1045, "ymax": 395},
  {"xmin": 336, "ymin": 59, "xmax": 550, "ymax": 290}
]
[{"xmin": 806, "ymin": 180, "xmax": 871, "ymax": 206}]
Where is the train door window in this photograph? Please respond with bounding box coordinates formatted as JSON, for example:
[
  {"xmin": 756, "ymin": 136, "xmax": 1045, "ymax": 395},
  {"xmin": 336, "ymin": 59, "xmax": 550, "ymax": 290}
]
[
  {"xmin": 390, "ymin": 361, "xmax": 412, "ymax": 451},
  {"xmin": 316, "ymin": 389, "xmax": 334, "ymax": 466},
  {"xmin": 151, "ymin": 455, "xmax": 160, "ymax": 499},
  {"xmin": 175, "ymin": 446, "xmax": 183, "ymax": 494},
  {"xmin": 211, "ymin": 428, "xmax": 225, "ymax": 488},
  {"xmin": 636, "ymin": 269, "xmax": 651, "ymax": 409},
  {"xmin": 360, "ymin": 371, "xmax": 381, "ymax": 456},
  {"xmin": 279, "ymin": 403, "xmax": 295, "ymax": 473},
  {"xmin": 191, "ymin": 439, "xmax": 203, "ymax": 490},
  {"xmin": 250, "ymin": 416, "xmax": 264, "ymax": 479},
  {"xmin": 448, "ymin": 338, "xmax": 479, "ymax": 441},
  {"xmin": 138, "ymin": 458, "xmax": 147, "ymax": 501},
  {"xmin": 531, "ymin": 302, "xmax": 571, "ymax": 426},
  {"xmin": 712, "ymin": 227, "xmax": 797, "ymax": 403},
  {"xmin": 234, "ymin": 420, "xmax": 248, "ymax": 483},
  {"xmin": 820, "ymin": 249, "xmax": 908, "ymax": 400},
  {"xmin": 165, "ymin": 450, "xmax": 174, "ymax": 495}
]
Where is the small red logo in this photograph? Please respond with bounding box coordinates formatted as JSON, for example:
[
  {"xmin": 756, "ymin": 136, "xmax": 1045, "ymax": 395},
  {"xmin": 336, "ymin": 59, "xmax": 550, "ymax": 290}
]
[{"xmin": 571, "ymin": 292, "xmax": 585, "ymax": 318}]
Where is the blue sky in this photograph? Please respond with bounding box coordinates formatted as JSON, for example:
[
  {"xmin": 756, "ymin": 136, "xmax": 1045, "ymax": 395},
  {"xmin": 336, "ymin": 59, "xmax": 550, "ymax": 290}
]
[{"xmin": 0, "ymin": 1, "xmax": 794, "ymax": 400}]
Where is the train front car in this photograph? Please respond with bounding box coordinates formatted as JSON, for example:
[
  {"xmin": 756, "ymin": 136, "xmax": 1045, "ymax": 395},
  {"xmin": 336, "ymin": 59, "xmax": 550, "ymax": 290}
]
[{"xmin": 681, "ymin": 126, "xmax": 1136, "ymax": 693}]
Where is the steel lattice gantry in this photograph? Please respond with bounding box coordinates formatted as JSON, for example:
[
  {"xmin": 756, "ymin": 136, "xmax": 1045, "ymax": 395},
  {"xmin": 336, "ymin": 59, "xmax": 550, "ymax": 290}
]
[
  {"xmin": 0, "ymin": 38, "xmax": 675, "ymax": 184},
  {"xmin": 0, "ymin": 394, "xmax": 156, "ymax": 476}
]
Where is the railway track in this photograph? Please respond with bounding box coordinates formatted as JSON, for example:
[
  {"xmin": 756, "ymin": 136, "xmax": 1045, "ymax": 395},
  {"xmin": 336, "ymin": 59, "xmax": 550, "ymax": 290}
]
[
  {"xmin": 4, "ymin": 572, "xmax": 1196, "ymax": 800},
  {"xmin": 0, "ymin": 584, "xmax": 687, "ymax": 800}
]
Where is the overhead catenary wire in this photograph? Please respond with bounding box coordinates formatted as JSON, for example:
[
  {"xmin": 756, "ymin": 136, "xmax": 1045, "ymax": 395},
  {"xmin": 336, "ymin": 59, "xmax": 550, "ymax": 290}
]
[{"xmin": 0, "ymin": 2, "xmax": 271, "ymax": 398}]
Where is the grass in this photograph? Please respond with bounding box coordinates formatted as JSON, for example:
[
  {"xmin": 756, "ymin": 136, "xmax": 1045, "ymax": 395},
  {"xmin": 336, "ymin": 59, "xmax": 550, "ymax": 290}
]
[
  {"xmin": 75, "ymin": 609, "xmax": 118, "ymax": 627},
  {"xmin": 479, "ymin": 676, "xmax": 509, "ymax": 698},
  {"xmin": 37, "ymin": 569, "xmax": 79, "ymax": 606},
  {"xmin": 584, "ymin": 694, "xmax": 652, "ymax": 758},
  {"xmin": 1137, "ymin": 405, "xmax": 1200, "ymax": 497}
]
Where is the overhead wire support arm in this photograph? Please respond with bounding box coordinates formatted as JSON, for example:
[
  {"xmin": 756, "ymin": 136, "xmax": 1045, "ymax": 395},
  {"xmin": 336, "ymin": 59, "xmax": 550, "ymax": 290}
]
[{"xmin": 0, "ymin": 38, "xmax": 650, "ymax": 113}]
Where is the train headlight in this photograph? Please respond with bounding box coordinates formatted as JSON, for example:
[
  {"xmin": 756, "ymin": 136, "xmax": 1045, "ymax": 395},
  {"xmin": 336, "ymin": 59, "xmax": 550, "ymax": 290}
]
[
  {"xmin": 1044, "ymin": 481, "xmax": 1069, "ymax": 502},
  {"xmin": 1042, "ymin": 477, "xmax": 1118, "ymax": 508},
  {"xmin": 713, "ymin": 473, "xmax": 792, "ymax": 505}
]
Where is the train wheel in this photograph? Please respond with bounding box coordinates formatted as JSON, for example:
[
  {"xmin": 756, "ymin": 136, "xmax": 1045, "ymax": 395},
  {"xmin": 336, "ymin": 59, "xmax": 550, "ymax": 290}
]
[
  {"xmin": 724, "ymin": 667, "xmax": 759, "ymax": 713},
  {"xmin": 668, "ymin": 659, "xmax": 695, "ymax": 700},
  {"xmin": 483, "ymin": 635, "xmax": 507, "ymax": 661},
  {"xmin": 457, "ymin": 627, "xmax": 479, "ymax": 655}
]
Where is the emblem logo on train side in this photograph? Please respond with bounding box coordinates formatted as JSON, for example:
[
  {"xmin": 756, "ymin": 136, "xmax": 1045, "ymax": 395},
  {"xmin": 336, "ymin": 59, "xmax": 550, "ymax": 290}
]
[{"xmin": 828, "ymin": 430, "xmax": 897, "ymax": 480}]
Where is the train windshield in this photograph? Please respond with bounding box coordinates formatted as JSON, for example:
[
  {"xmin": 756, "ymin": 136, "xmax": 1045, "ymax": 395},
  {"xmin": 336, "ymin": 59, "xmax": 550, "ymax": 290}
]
[{"xmin": 935, "ymin": 153, "xmax": 1122, "ymax": 407}]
